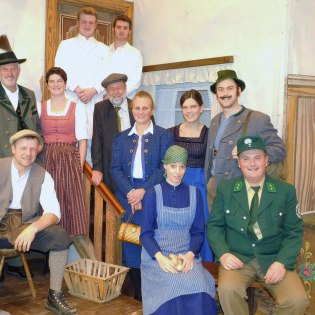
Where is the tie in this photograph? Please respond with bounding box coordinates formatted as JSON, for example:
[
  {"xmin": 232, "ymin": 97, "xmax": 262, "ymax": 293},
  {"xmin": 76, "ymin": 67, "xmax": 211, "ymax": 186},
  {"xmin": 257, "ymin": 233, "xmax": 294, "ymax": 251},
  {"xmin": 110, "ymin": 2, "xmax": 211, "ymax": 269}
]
[
  {"xmin": 248, "ymin": 186, "xmax": 260, "ymax": 239},
  {"xmin": 16, "ymin": 102, "xmax": 26, "ymax": 130},
  {"xmin": 115, "ymin": 106, "xmax": 121, "ymax": 131}
]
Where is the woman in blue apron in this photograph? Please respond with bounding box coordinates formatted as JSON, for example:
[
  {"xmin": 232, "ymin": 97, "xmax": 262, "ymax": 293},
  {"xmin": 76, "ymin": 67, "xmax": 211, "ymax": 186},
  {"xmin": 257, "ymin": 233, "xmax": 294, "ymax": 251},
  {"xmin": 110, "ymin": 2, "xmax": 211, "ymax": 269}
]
[{"xmin": 140, "ymin": 145, "xmax": 217, "ymax": 315}]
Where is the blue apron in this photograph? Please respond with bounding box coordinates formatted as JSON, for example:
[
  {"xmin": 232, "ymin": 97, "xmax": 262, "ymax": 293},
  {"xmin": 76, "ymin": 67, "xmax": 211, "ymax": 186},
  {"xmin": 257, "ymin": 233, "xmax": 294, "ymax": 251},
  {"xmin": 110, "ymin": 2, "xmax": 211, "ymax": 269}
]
[{"xmin": 141, "ymin": 184, "xmax": 216, "ymax": 315}]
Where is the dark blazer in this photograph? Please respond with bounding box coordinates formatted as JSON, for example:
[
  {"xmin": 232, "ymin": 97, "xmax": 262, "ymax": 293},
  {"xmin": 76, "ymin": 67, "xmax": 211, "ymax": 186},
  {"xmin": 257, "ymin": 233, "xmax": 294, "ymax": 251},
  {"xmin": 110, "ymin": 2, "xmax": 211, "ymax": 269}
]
[
  {"xmin": 204, "ymin": 106, "xmax": 286, "ymax": 184},
  {"xmin": 110, "ymin": 125, "xmax": 173, "ymax": 197},
  {"xmin": 0, "ymin": 83, "xmax": 41, "ymax": 158},
  {"xmin": 91, "ymin": 98, "xmax": 135, "ymax": 191},
  {"xmin": 207, "ymin": 175, "xmax": 303, "ymax": 273}
]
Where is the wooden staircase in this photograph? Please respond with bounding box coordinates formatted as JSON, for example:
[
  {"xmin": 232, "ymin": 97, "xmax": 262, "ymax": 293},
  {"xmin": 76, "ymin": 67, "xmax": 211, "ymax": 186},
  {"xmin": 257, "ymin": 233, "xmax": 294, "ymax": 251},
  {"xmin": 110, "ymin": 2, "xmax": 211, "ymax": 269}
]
[{"xmin": 82, "ymin": 162, "xmax": 125, "ymax": 265}]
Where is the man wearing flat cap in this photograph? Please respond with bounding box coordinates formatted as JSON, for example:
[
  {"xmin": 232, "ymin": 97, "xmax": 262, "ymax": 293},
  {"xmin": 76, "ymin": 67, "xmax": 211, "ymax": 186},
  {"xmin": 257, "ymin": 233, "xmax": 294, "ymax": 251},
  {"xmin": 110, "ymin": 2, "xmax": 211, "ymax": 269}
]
[
  {"xmin": 207, "ymin": 135, "xmax": 309, "ymax": 315},
  {"xmin": 0, "ymin": 50, "xmax": 41, "ymax": 159},
  {"xmin": 91, "ymin": 73, "xmax": 135, "ymax": 191},
  {"xmin": 204, "ymin": 69, "xmax": 286, "ymax": 210},
  {"xmin": 0, "ymin": 130, "xmax": 76, "ymax": 315}
]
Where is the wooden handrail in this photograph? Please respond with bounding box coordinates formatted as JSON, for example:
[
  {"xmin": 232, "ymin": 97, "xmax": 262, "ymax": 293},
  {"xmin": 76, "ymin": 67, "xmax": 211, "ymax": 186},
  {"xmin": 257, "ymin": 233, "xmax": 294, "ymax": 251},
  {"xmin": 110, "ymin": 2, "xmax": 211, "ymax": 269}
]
[
  {"xmin": 82, "ymin": 162, "xmax": 125, "ymax": 264},
  {"xmin": 83, "ymin": 162, "xmax": 125, "ymax": 219}
]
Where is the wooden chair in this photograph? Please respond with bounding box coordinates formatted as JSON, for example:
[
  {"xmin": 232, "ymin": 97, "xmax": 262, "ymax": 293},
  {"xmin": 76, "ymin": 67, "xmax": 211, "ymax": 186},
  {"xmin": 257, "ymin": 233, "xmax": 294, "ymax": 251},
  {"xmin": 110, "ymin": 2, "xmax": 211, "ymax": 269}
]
[
  {"xmin": 0, "ymin": 249, "xmax": 36, "ymax": 297},
  {"xmin": 203, "ymin": 261, "xmax": 263, "ymax": 315}
]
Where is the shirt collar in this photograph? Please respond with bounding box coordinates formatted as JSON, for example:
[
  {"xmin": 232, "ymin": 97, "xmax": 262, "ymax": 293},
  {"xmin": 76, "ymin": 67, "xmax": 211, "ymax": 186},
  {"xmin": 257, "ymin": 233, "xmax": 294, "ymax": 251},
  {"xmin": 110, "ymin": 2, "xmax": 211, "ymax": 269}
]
[
  {"xmin": 77, "ymin": 33, "xmax": 97, "ymax": 43},
  {"xmin": 245, "ymin": 177, "xmax": 265, "ymax": 192},
  {"xmin": 110, "ymin": 41, "xmax": 130, "ymax": 52},
  {"xmin": 11, "ymin": 160, "xmax": 32, "ymax": 180},
  {"xmin": 128, "ymin": 120, "xmax": 154, "ymax": 136},
  {"xmin": 3, "ymin": 84, "xmax": 19, "ymax": 97}
]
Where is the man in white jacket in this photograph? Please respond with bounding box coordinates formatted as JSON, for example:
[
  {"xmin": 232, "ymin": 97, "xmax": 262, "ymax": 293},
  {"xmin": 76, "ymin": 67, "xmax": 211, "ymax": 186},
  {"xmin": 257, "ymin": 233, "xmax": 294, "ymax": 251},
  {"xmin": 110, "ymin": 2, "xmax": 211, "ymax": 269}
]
[
  {"xmin": 107, "ymin": 15, "xmax": 143, "ymax": 99},
  {"xmin": 55, "ymin": 6, "xmax": 109, "ymax": 164}
]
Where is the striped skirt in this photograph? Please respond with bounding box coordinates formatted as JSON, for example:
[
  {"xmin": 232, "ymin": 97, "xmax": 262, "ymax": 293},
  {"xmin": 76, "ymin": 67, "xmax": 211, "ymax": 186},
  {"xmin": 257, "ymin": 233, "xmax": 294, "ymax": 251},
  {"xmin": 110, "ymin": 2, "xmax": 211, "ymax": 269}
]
[{"xmin": 43, "ymin": 142, "xmax": 88, "ymax": 237}]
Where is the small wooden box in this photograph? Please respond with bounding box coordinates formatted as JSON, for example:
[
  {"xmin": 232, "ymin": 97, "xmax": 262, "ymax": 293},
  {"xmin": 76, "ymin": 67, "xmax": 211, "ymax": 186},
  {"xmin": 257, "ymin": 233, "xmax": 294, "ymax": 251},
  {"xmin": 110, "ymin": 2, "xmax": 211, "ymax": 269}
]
[{"xmin": 64, "ymin": 259, "xmax": 129, "ymax": 303}]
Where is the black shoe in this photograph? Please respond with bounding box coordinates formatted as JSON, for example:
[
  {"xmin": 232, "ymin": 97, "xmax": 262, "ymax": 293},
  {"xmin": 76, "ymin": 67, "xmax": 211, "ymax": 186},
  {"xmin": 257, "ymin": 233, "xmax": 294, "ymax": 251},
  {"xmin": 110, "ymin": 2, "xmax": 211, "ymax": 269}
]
[
  {"xmin": 7, "ymin": 265, "xmax": 34, "ymax": 280},
  {"xmin": 46, "ymin": 289, "xmax": 77, "ymax": 315}
]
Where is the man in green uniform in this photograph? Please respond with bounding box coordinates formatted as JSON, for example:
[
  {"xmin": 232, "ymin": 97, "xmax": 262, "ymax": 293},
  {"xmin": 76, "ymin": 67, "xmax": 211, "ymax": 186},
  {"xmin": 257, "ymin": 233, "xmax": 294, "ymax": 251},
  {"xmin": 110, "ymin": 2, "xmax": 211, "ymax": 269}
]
[{"xmin": 207, "ymin": 135, "xmax": 309, "ymax": 315}]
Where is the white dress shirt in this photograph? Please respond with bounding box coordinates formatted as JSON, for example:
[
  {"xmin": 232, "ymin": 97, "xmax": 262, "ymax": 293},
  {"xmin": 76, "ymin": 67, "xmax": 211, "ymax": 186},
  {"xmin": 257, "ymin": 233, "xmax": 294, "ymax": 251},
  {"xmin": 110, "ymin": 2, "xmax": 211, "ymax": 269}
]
[
  {"xmin": 116, "ymin": 98, "xmax": 131, "ymax": 131},
  {"xmin": 10, "ymin": 161, "xmax": 61, "ymax": 221},
  {"xmin": 128, "ymin": 121, "xmax": 154, "ymax": 179},
  {"xmin": 55, "ymin": 34, "xmax": 110, "ymax": 139},
  {"xmin": 108, "ymin": 42, "xmax": 143, "ymax": 99},
  {"xmin": 3, "ymin": 84, "xmax": 19, "ymax": 110}
]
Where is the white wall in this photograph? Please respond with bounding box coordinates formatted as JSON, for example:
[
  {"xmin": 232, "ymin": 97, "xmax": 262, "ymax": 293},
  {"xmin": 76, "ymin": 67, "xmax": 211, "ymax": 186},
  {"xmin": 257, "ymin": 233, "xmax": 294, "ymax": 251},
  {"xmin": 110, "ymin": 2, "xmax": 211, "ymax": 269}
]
[
  {"xmin": 1, "ymin": 0, "xmax": 293, "ymax": 133},
  {"xmin": 1, "ymin": 0, "xmax": 46, "ymax": 100},
  {"xmin": 288, "ymin": 0, "xmax": 315, "ymax": 75},
  {"xmin": 134, "ymin": 0, "xmax": 290, "ymax": 132}
]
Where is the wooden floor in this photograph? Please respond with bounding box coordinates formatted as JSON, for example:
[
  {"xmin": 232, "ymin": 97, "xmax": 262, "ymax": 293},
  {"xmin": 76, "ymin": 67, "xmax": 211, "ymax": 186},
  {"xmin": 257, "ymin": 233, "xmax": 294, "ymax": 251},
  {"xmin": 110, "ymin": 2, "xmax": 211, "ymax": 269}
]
[{"xmin": 0, "ymin": 259, "xmax": 142, "ymax": 315}]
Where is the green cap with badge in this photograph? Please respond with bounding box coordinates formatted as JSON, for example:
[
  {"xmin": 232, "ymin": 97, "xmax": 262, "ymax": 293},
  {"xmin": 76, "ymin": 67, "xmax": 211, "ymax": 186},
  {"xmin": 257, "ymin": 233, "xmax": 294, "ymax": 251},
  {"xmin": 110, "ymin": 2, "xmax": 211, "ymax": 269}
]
[{"xmin": 237, "ymin": 136, "xmax": 267, "ymax": 155}]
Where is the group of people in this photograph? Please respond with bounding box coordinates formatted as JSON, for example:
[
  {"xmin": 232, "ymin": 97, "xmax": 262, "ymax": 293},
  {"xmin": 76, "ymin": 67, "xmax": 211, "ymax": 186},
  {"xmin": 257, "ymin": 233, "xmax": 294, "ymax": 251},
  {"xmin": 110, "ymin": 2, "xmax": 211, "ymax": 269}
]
[{"xmin": 0, "ymin": 4, "xmax": 310, "ymax": 315}]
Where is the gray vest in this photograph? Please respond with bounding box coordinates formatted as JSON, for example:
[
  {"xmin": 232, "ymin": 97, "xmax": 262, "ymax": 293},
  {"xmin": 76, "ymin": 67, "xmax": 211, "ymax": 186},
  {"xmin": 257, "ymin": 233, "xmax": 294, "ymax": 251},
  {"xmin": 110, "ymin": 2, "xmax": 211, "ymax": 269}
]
[{"xmin": 0, "ymin": 157, "xmax": 45, "ymax": 223}]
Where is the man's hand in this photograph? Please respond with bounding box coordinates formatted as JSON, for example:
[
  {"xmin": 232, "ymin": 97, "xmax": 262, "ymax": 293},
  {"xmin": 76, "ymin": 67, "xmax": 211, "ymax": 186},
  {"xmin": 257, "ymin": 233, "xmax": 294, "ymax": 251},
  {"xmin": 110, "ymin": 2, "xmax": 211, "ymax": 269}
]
[
  {"xmin": 155, "ymin": 252, "xmax": 178, "ymax": 273},
  {"xmin": 232, "ymin": 145, "xmax": 238, "ymax": 159},
  {"xmin": 14, "ymin": 225, "xmax": 38, "ymax": 252},
  {"xmin": 76, "ymin": 87, "xmax": 97, "ymax": 104},
  {"xmin": 264, "ymin": 261, "xmax": 286, "ymax": 284},
  {"xmin": 178, "ymin": 251, "xmax": 195, "ymax": 273},
  {"xmin": 127, "ymin": 188, "xmax": 145, "ymax": 206},
  {"xmin": 92, "ymin": 170, "xmax": 103, "ymax": 186},
  {"xmin": 220, "ymin": 253, "xmax": 244, "ymax": 270}
]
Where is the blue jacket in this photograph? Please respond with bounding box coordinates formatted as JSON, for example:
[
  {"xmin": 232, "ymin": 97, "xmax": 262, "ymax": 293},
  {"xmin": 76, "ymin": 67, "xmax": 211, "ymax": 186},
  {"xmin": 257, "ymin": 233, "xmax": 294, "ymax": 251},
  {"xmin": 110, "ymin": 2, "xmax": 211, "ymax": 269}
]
[{"xmin": 110, "ymin": 125, "xmax": 173, "ymax": 197}]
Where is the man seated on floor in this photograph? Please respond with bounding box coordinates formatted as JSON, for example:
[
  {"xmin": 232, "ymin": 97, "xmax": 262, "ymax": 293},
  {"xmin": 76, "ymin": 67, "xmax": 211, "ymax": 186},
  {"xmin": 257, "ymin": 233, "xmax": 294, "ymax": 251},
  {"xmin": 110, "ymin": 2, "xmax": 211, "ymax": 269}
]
[
  {"xmin": 207, "ymin": 135, "xmax": 309, "ymax": 315},
  {"xmin": 0, "ymin": 130, "xmax": 76, "ymax": 315}
]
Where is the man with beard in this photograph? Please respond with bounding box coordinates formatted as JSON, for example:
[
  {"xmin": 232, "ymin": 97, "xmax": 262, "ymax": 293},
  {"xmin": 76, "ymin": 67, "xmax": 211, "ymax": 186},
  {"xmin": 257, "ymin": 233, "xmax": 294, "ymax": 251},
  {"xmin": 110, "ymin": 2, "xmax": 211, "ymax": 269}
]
[
  {"xmin": 91, "ymin": 73, "xmax": 135, "ymax": 191},
  {"xmin": 204, "ymin": 70, "xmax": 286, "ymax": 210}
]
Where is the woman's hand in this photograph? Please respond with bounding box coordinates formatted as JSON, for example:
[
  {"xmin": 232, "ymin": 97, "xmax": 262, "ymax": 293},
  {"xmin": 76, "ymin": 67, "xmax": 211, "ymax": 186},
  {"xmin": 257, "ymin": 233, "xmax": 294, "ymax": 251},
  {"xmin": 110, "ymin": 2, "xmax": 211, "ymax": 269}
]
[
  {"xmin": 178, "ymin": 251, "xmax": 195, "ymax": 273},
  {"xmin": 127, "ymin": 188, "xmax": 145, "ymax": 206},
  {"xmin": 155, "ymin": 252, "xmax": 178, "ymax": 273},
  {"xmin": 131, "ymin": 201, "xmax": 142, "ymax": 213}
]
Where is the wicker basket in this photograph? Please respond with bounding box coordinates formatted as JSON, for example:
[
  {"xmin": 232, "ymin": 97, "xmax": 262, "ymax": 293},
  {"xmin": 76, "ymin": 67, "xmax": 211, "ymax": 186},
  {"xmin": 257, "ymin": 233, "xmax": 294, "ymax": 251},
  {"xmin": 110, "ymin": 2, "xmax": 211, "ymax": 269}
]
[{"xmin": 64, "ymin": 259, "xmax": 129, "ymax": 303}]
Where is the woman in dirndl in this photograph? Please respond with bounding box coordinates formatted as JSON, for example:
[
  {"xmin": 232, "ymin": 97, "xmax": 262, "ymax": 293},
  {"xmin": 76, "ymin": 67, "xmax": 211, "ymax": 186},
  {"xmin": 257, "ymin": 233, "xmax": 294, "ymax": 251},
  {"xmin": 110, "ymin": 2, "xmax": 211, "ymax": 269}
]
[
  {"xmin": 38, "ymin": 66, "xmax": 88, "ymax": 237},
  {"xmin": 140, "ymin": 145, "xmax": 217, "ymax": 315},
  {"xmin": 169, "ymin": 89, "xmax": 213, "ymax": 262}
]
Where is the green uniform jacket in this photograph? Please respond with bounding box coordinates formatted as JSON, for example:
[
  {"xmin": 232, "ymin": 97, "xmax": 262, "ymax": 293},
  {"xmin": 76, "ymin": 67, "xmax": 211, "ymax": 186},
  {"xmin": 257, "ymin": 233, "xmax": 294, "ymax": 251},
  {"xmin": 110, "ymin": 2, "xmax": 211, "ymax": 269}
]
[
  {"xmin": 207, "ymin": 175, "xmax": 303, "ymax": 273},
  {"xmin": 0, "ymin": 83, "xmax": 41, "ymax": 158}
]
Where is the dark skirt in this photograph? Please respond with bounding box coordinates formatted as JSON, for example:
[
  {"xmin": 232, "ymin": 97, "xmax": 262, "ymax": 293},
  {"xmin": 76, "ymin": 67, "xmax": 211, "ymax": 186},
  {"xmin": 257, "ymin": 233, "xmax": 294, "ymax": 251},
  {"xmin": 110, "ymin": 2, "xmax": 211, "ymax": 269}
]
[
  {"xmin": 43, "ymin": 142, "xmax": 88, "ymax": 237},
  {"xmin": 151, "ymin": 292, "xmax": 217, "ymax": 315}
]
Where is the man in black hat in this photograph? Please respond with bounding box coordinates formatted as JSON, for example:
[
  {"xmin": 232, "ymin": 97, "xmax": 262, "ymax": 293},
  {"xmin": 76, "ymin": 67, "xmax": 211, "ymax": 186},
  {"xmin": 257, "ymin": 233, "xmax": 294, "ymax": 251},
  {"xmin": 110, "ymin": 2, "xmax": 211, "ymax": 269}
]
[
  {"xmin": 91, "ymin": 73, "xmax": 135, "ymax": 191},
  {"xmin": 207, "ymin": 135, "xmax": 309, "ymax": 315},
  {"xmin": 204, "ymin": 69, "xmax": 286, "ymax": 210},
  {"xmin": 0, "ymin": 50, "xmax": 41, "ymax": 159}
]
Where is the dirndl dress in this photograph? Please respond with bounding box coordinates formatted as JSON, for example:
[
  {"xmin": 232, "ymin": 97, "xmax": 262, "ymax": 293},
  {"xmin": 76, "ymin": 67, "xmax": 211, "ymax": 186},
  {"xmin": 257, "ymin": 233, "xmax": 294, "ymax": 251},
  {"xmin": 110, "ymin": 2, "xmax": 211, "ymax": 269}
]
[{"xmin": 141, "ymin": 184, "xmax": 217, "ymax": 315}]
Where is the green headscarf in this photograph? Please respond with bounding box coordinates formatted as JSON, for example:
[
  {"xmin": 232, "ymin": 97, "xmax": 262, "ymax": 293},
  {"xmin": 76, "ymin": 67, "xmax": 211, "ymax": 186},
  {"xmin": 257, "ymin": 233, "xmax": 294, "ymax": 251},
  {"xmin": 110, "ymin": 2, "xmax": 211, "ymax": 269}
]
[{"xmin": 163, "ymin": 145, "xmax": 188, "ymax": 165}]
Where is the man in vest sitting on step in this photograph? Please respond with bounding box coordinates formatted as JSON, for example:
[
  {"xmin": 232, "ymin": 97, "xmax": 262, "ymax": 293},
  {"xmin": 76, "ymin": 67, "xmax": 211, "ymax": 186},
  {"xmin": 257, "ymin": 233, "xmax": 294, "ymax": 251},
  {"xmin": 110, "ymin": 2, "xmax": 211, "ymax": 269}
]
[{"xmin": 0, "ymin": 130, "xmax": 76, "ymax": 315}]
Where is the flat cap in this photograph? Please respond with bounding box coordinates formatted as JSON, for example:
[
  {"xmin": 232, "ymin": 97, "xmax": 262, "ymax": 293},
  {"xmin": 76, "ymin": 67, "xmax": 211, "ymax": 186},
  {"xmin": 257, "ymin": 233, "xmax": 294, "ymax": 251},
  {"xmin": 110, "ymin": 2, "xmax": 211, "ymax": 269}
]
[
  {"xmin": 10, "ymin": 129, "xmax": 43, "ymax": 146},
  {"xmin": 237, "ymin": 136, "xmax": 267, "ymax": 155},
  {"xmin": 101, "ymin": 73, "xmax": 128, "ymax": 88}
]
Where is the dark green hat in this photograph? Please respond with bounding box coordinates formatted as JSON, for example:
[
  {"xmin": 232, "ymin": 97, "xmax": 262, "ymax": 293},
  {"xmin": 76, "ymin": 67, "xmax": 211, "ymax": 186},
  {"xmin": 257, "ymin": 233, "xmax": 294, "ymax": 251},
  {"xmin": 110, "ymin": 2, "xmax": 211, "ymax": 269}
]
[
  {"xmin": 101, "ymin": 73, "xmax": 128, "ymax": 88},
  {"xmin": 210, "ymin": 70, "xmax": 246, "ymax": 93},
  {"xmin": 0, "ymin": 51, "xmax": 26, "ymax": 66},
  {"xmin": 163, "ymin": 145, "xmax": 188, "ymax": 165},
  {"xmin": 237, "ymin": 136, "xmax": 267, "ymax": 155}
]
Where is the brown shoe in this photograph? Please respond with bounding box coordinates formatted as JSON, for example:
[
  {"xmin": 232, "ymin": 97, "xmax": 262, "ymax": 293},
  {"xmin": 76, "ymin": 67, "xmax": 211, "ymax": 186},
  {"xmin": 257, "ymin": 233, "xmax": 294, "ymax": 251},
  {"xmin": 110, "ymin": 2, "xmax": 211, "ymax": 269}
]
[{"xmin": 46, "ymin": 289, "xmax": 76, "ymax": 315}]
